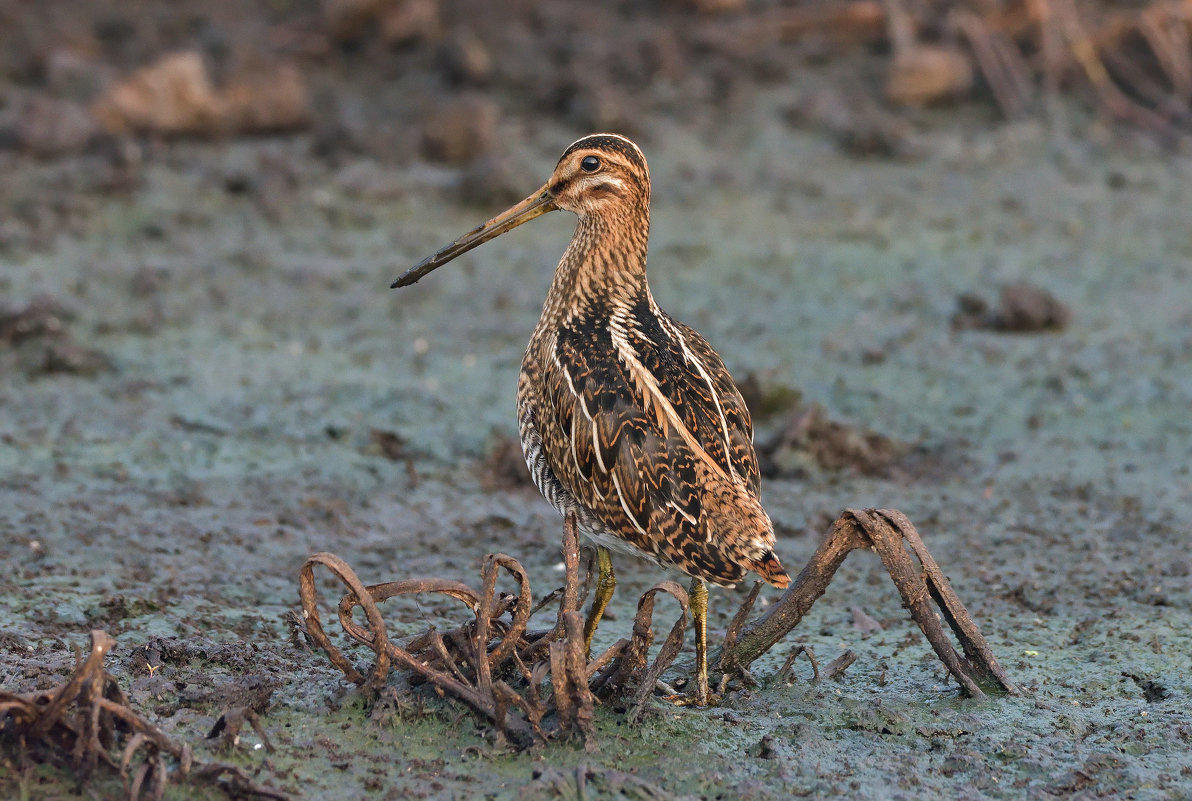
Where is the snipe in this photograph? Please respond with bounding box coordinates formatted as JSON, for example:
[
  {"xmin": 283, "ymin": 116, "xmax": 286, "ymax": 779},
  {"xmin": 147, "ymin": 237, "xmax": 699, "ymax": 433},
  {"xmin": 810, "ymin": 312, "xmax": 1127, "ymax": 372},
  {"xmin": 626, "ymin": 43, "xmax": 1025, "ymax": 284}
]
[{"xmin": 394, "ymin": 133, "xmax": 790, "ymax": 705}]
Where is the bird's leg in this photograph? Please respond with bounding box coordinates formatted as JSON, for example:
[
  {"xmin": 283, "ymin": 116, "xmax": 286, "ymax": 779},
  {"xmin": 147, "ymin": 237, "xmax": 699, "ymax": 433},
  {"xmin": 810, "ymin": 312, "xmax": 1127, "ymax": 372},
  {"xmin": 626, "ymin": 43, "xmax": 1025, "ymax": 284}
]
[
  {"xmin": 689, "ymin": 577, "xmax": 710, "ymax": 706},
  {"xmin": 582, "ymin": 546, "xmax": 616, "ymax": 655}
]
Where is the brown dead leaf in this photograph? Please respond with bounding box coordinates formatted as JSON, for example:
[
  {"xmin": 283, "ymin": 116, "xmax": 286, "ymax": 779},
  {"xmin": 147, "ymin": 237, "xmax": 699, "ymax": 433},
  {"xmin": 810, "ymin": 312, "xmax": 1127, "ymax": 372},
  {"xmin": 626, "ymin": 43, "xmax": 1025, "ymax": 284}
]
[
  {"xmin": 886, "ymin": 46, "xmax": 974, "ymax": 106},
  {"xmin": 92, "ymin": 52, "xmax": 309, "ymax": 137},
  {"xmin": 92, "ymin": 52, "xmax": 221, "ymax": 135}
]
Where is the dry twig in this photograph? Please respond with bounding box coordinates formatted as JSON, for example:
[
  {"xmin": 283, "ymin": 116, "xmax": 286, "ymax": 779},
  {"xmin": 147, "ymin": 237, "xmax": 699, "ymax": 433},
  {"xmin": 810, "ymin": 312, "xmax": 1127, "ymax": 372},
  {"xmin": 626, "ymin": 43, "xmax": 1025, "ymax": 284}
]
[{"xmin": 775, "ymin": 644, "xmax": 821, "ymax": 685}]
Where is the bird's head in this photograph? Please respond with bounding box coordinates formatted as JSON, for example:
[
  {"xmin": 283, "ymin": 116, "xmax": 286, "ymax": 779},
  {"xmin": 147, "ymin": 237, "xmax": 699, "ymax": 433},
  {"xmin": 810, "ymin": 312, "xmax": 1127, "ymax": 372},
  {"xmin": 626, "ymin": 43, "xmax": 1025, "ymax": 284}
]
[
  {"xmin": 392, "ymin": 133, "xmax": 650, "ymax": 288},
  {"xmin": 546, "ymin": 133, "xmax": 650, "ymax": 219}
]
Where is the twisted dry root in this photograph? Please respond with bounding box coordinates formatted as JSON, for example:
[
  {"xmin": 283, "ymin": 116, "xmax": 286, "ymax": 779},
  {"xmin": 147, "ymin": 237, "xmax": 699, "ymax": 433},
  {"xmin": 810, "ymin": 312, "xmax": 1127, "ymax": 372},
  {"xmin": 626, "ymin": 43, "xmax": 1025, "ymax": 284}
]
[
  {"xmin": 299, "ymin": 507, "xmax": 1013, "ymax": 746},
  {"xmin": 298, "ymin": 511, "xmax": 691, "ymax": 747},
  {"xmin": 0, "ymin": 630, "xmax": 288, "ymax": 801}
]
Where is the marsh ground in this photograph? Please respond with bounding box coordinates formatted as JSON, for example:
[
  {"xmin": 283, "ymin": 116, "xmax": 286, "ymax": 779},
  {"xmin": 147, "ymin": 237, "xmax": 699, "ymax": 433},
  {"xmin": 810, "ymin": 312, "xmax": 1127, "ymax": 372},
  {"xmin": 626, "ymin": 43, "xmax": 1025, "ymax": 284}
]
[{"xmin": 1, "ymin": 2, "xmax": 1191, "ymax": 799}]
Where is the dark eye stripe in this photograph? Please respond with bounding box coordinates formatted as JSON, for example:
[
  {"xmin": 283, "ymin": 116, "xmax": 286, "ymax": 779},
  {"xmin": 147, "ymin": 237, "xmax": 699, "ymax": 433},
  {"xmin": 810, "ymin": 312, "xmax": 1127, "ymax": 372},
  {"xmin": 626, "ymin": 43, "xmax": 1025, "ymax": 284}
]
[{"xmin": 588, "ymin": 182, "xmax": 623, "ymax": 198}]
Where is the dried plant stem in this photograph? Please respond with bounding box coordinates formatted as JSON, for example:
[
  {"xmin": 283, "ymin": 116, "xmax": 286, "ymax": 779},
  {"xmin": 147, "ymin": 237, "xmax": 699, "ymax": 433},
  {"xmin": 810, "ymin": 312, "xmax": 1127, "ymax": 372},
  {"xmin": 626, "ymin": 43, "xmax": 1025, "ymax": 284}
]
[{"xmin": 722, "ymin": 509, "xmax": 1015, "ymax": 698}]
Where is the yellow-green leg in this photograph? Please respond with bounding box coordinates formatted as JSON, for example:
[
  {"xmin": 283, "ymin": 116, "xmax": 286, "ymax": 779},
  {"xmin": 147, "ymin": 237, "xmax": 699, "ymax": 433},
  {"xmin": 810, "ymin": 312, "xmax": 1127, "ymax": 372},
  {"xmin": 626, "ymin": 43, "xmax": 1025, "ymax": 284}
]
[
  {"xmin": 583, "ymin": 546, "xmax": 616, "ymax": 655},
  {"xmin": 689, "ymin": 577, "xmax": 709, "ymax": 705}
]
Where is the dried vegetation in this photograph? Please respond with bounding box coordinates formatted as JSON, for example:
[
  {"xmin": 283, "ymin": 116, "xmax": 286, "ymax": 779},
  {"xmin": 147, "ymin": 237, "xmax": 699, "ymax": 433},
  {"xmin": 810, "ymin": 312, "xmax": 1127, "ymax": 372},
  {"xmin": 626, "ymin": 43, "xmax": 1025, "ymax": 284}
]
[
  {"xmin": 6, "ymin": 0, "xmax": 1192, "ymax": 161},
  {"xmin": 298, "ymin": 514, "xmax": 693, "ymax": 747},
  {"xmin": 298, "ymin": 508, "xmax": 1015, "ymax": 747},
  {"xmin": 0, "ymin": 631, "xmax": 289, "ymax": 801},
  {"xmin": 747, "ymin": 0, "xmax": 1192, "ymax": 138}
]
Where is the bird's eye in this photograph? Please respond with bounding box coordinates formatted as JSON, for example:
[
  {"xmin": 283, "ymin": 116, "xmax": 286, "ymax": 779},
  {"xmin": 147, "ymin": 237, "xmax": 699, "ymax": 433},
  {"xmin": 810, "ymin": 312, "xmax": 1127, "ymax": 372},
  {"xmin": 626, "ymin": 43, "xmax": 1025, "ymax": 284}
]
[{"xmin": 580, "ymin": 155, "xmax": 601, "ymax": 173}]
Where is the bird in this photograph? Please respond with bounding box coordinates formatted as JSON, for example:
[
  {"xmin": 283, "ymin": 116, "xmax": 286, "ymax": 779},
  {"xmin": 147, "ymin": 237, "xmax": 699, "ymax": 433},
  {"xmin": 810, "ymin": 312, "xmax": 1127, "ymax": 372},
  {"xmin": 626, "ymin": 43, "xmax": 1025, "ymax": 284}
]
[{"xmin": 393, "ymin": 133, "xmax": 790, "ymax": 705}]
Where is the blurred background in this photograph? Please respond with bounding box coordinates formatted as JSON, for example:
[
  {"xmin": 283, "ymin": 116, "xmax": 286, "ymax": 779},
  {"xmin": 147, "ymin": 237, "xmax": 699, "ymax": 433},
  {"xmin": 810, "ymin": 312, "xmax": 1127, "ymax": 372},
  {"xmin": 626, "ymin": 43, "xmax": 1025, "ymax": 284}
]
[{"xmin": 3, "ymin": 0, "xmax": 1192, "ymax": 174}]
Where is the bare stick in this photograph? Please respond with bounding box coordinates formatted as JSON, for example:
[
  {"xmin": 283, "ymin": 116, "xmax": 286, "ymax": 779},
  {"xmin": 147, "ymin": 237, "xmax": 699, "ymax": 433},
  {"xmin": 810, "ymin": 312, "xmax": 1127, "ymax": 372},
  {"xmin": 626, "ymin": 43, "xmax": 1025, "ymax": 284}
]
[
  {"xmin": 718, "ymin": 582, "xmax": 761, "ymax": 674},
  {"xmin": 719, "ymin": 516, "xmax": 866, "ymax": 675},
  {"xmin": 775, "ymin": 644, "xmax": 819, "ymax": 685},
  {"xmin": 880, "ymin": 509, "xmax": 1014, "ymax": 693},
  {"xmin": 720, "ymin": 508, "xmax": 1014, "ymax": 698},
  {"xmin": 822, "ymin": 650, "xmax": 858, "ymax": 682}
]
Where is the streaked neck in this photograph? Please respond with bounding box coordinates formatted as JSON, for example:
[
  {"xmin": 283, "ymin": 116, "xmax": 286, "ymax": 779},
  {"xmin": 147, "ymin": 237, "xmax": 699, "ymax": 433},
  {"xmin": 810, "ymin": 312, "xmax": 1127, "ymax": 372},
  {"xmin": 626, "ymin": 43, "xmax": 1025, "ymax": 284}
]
[{"xmin": 540, "ymin": 208, "xmax": 651, "ymax": 325}]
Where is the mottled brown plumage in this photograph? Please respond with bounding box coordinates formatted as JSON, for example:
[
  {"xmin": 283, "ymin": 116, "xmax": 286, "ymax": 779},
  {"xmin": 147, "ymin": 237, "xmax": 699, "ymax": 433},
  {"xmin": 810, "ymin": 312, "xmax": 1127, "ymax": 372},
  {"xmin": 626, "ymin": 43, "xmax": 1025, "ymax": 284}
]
[{"xmin": 395, "ymin": 133, "xmax": 790, "ymax": 703}]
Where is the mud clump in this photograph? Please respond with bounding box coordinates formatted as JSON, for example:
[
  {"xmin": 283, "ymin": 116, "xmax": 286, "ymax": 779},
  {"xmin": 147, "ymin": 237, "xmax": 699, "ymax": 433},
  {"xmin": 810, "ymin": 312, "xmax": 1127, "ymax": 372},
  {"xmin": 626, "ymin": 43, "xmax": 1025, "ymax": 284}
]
[
  {"xmin": 952, "ymin": 282, "xmax": 1072, "ymax": 333},
  {"xmin": 737, "ymin": 374, "xmax": 909, "ymax": 478},
  {"xmin": 181, "ymin": 674, "xmax": 280, "ymax": 717},
  {"xmin": 0, "ymin": 295, "xmax": 73, "ymax": 345},
  {"xmin": 478, "ymin": 435, "xmax": 535, "ymax": 491},
  {"xmin": 37, "ymin": 341, "xmax": 116, "ymax": 377},
  {"xmin": 7, "ymin": 95, "xmax": 102, "ymax": 158},
  {"xmin": 0, "ymin": 296, "xmax": 114, "ymax": 378},
  {"xmin": 324, "ymin": 0, "xmax": 442, "ymax": 47},
  {"xmin": 1123, "ymin": 672, "xmax": 1170, "ymax": 703},
  {"xmin": 367, "ymin": 428, "xmax": 408, "ymax": 461},
  {"xmin": 759, "ymin": 403, "xmax": 908, "ymax": 478}
]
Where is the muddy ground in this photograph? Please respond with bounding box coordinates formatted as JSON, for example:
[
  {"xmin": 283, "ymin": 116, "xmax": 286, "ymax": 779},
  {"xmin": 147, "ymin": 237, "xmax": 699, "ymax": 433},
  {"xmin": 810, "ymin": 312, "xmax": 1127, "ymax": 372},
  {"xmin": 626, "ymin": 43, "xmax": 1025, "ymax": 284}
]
[{"xmin": 2, "ymin": 2, "xmax": 1191, "ymax": 799}]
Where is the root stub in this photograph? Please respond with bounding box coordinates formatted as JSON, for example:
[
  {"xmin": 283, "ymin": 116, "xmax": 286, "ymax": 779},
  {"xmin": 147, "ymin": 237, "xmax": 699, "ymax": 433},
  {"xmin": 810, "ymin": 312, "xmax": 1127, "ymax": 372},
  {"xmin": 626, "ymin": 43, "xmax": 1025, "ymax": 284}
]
[
  {"xmin": 0, "ymin": 630, "xmax": 289, "ymax": 801},
  {"xmin": 298, "ymin": 507, "xmax": 1013, "ymax": 747}
]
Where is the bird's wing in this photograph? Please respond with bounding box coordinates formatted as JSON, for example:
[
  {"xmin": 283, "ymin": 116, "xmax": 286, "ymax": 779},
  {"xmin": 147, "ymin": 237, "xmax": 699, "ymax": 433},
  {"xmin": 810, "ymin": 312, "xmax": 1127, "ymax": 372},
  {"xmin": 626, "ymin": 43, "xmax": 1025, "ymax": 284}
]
[
  {"xmin": 537, "ymin": 299, "xmax": 772, "ymax": 585},
  {"xmin": 660, "ymin": 314, "xmax": 761, "ymax": 497}
]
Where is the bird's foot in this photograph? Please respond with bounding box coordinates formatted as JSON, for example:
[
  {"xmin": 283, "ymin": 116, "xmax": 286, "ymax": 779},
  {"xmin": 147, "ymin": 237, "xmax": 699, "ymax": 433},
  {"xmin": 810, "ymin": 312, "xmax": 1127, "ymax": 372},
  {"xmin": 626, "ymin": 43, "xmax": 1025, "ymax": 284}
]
[{"xmin": 664, "ymin": 674, "xmax": 725, "ymax": 708}]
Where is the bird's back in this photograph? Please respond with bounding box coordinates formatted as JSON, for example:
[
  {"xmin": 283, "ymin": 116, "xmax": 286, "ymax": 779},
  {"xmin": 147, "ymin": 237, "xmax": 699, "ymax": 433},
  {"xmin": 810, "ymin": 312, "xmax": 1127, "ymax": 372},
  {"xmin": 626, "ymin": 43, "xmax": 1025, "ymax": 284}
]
[{"xmin": 518, "ymin": 291, "xmax": 789, "ymax": 589}]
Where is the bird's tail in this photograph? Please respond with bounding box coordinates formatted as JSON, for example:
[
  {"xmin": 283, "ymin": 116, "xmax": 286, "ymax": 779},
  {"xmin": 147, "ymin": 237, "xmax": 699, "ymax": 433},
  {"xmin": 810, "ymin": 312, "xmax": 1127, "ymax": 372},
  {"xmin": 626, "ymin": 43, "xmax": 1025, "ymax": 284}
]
[{"xmin": 747, "ymin": 549, "xmax": 791, "ymax": 589}]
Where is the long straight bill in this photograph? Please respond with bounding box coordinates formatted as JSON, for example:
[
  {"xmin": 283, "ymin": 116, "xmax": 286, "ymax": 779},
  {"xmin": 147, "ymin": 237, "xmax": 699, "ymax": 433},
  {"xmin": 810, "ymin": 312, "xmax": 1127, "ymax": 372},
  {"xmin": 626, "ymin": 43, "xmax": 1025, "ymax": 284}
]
[{"xmin": 391, "ymin": 185, "xmax": 557, "ymax": 288}]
